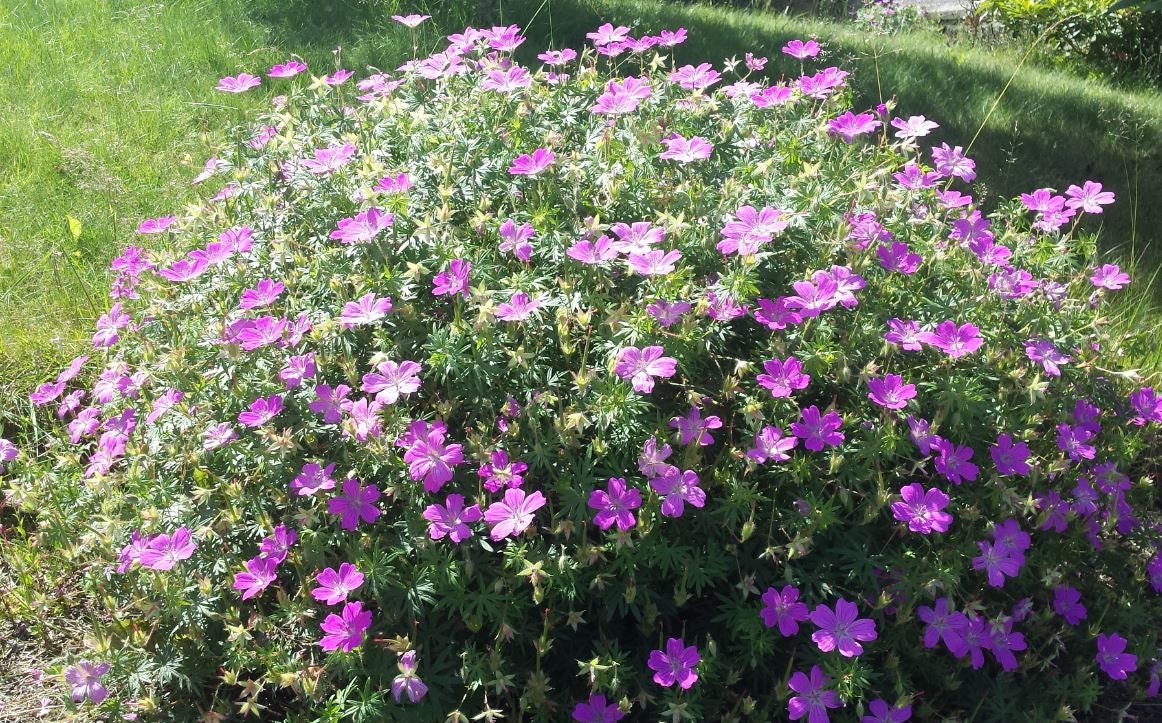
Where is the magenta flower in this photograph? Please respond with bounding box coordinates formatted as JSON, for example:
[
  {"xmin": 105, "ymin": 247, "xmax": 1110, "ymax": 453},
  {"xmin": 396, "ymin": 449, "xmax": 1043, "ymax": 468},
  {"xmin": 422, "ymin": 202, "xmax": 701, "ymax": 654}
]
[
  {"xmin": 1130, "ymin": 387, "xmax": 1162, "ymax": 425},
  {"xmin": 233, "ymin": 555, "xmax": 279, "ymax": 600},
  {"xmin": 659, "ymin": 134, "xmax": 713, "ymax": 163},
  {"xmin": 751, "ymin": 85, "xmax": 794, "ymax": 108},
  {"xmin": 310, "ymin": 384, "xmax": 351, "ymax": 424},
  {"xmin": 867, "ymin": 374, "xmax": 917, "ymax": 410},
  {"xmin": 319, "ymin": 600, "xmax": 372, "ymax": 653},
  {"xmin": 1090, "ymin": 263, "xmax": 1130, "ymax": 291},
  {"xmin": 538, "ymin": 48, "xmax": 579, "ymax": 66},
  {"xmin": 495, "ymin": 291, "xmax": 545, "ymax": 322},
  {"xmin": 328, "ymin": 478, "xmax": 381, "ymax": 531},
  {"xmin": 0, "ymin": 437, "xmax": 17, "ymax": 474},
  {"xmin": 423, "ymin": 493, "xmax": 482, "ymax": 543},
  {"xmin": 567, "ymin": 235, "xmax": 618, "ymax": 265},
  {"xmin": 340, "ymin": 293, "xmax": 393, "ymax": 327},
  {"xmin": 627, "ymin": 249, "xmax": 682, "ymax": 276},
  {"xmin": 588, "ymin": 477, "xmax": 643, "ymax": 531},
  {"xmin": 1024, "ymin": 338, "xmax": 1071, "ymax": 377},
  {"xmin": 302, "ymin": 143, "xmax": 357, "ymax": 174},
  {"xmin": 647, "ymin": 638, "xmax": 700, "ymax": 689},
  {"xmin": 238, "ymin": 394, "xmax": 283, "ymax": 428},
  {"xmin": 93, "ymin": 303, "xmax": 130, "ymax": 347},
  {"xmin": 638, "ymin": 436, "xmax": 674, "ymax": 477},
  {"xmin": 990, "ymin": 433, "xmax": 1032, "ymax": 476},
  {"xmin": 477, "ymin": 449, "xmax": 528, "ymax": 493},
  {"xmin": 139, "ymin": 527, "xmax": 196, "ymax": 571},
  {"xmin": 614, "ymin": 346, "xmax": 677, "ymax": 393},
  {"xmin": 498, "ymin": 219, "xmax": 535, "ymax": 260},
  {"xmin": 1096, "ymin": 633, "xmax": 1138, "ymax": 680},
  {"xmin": 268, "ymin": 60, "xmax": 307, "ymax": 78},
  {"xmin": 782, "ymin": 38, "xmax": 821, "ymax": 59},
  {"xmin": 590, "ymin": 76, "xmax": 653, "ymax": 115},
  {"xmin": 65, "ymin": 660, "xmax": 111, "ymax": 704},
  {"xmin": 877, "ymin": 241, "xmax": 922, "ymax": 274},
  {"xmin": 1052, "ymin": 585, "xmax": 1087, "ymax": 625},
  {"xmin": 933, "ymin": 438, "xmax": 978, "ymax": 485},
  {"xmin": 647, "ymin": 300, "xmax": 691, "ymax": 328},
  {"xmin": 919, "ymin": 320, "xmax": 983, "ymax": 358},
  {"xmin": 325, "ymin": 69, "xmax": 353, "ymax": 85},
  {"xmin": 483, "ymin": 488, "xmax": 547, "ymax": 540},
  {"xmin": 1065, "ymin": 180, "xmax": 1115, "ymax": 213},
  {"xmin": 508, "ymin": 148, "xmax": 555, "ymax": 176},
  {"xmin": 791, "ymin": 406, "xmax": 844, "ymax": 452},
  {"xmin": 890, "ymin": 483, "xmax": 952, "ymax": 534},
  {"xmin": 433, "ymin": 259, "xmax": 472, "ymax": 297},
  {"xmin": 279, "ymin": 353, "xmax": 317, "ymax": 389},
  {"xmin": 402, "ymin": 423, "xmax": 464, "ymax": 492},
  {"xmin": 216, "ymin": 73, "xmax": 261, "ymax": 92},
  {"xmin": 240, "ymin": 278, "xmax": 285, "ymax": 310},
  {"xmin": 862, "ymin": 699, "xmax": 913, "ymax": 723},
  {"xmin": 756, "ymin": 357, "xmax": 811, "ymax": 398},
  {"xmin": 203, "ymin": 422, "xmax": 237, "ymax": 450},
  {"xmin": 330, "ymin": 208, "xmax": 393, "ymax": 245},
  {"xmin": 670, "ymin": 62, "xmax": 721, "ymax": 91},
  {"xmin": 376, "ymin": 172, "xmax": 412, "ymax": 194},
  {"xmin": 258, "ymin": 524, "xmax": 296, "ymax": 564},
  {"xmin": 787, "ymin": 665, "xmax": 841, "ymax": 722},
  {"xmin": 157, "ymin": 255, "xmax": 208, "ymax": 282},
  {"xmin": 391, "ymin": 650, "xmax": 429, "ymax": 703},
  {"xmin": 361, "ymin": 360, "xmax": 422, "ymax": 405},
  {"xmin": 572, "ymin": 694, "xmax": 624, "ymax": 722},
  {"xmin": 649, "ymin": 468, "xmax": 705, "ymax": 518},
  {"xmin": 587, "ymin": 22, "xmax": 631, "ymax": 46},
  {"xmin": 760, "ymin": 585, "xmax": 810, "ymax": 636},
  {"xmin": 784, "ymin": 274, "xmax": 839, "ymax": 318},
  {"xmin": 312, "ymin": 562, "xmax": 365, "ymax": 605},
  {"xmin": 828, "ymin": 111, "xmax": 881, "ymax": 143},
  {"xmin": 230, "ymin": 315, "xmax": 287, "ymax": 350},
  {"xmin": 747, "ymin": 426, "xmax": 798, "ymax": 464},
  {"xmin": 811, "ymin": 598, "xmax": 877, "ymax": 656},
  {"xmin": 931, "ymin": 143, "xmax": 976, "ymax": 182},
  {"xmin": 669, "ymin": 407, "xmax": 722, "ymax": 446}
]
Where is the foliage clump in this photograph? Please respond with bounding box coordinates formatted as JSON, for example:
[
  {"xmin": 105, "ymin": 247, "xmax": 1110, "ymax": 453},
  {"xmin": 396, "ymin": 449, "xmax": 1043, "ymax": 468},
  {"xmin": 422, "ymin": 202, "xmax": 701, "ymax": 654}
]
[{"xmin": 3, "ymin": 18, "xmax": 1162, "ymax": 722}]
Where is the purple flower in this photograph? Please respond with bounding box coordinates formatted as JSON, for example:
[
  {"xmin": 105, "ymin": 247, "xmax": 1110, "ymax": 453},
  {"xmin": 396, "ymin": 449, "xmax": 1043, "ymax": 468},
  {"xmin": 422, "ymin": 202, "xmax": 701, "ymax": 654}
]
[
  {"xmin": 747, "ymin": 426, "xmax": 798, "ymax": 464},
  {"xmin": 867, "ymin": 374, "xmax": 917, "ymax": 410},
  {"xmin": 572, "ymin": 694, "xmax": 624, "ymax": 722},
  {"xmin": 884, "ymin": 318, "xmax": 925, "ymax": 351},
  {"xmin": 483, "ymin": 488, "xmax": 547, "ymax": 540},
  {"xmin": 985, "ymin": 618, "xmax": 1027, "ymax": 672},
  {"xmin": 990, "ymin": 433, "xmax": 1032, "ymax": 476},
  {"xmin": 233, "ymin": 555, "xmax": 279, "ymax": 600},
  {"xmin": 785, "ymin": 273, "xmax": 839, "ymax": 318},
  {"xmin": 391, "ymin": 650, "xmax": 429, "ymax": 703},
  {"xmin": 649, "ymin": 468, "xmax": 705, "ymax": 518},
  {"xmin": 0, "ymin": 437, "xmax": 17, "ymax": 474},
  {"xmin": 402, "ymin": 422, "xmax": 464, "ymax": 492},
  {"xmin": 216, "ymin": 73, "xmax": 261, "ymax": 92},
  {"xmin": 1130, "ymin": 387, "xmax": 1162, "ymax": 425},
  {"xmin": 917, "ymin": 598, "xmax": 969, "ymax": 656},
  {"xmin": 791, "ymin": 406, "xmax": 844, "ymax": 452},
  {"xmin": 1052, "ymin": 585, "xmax": 1087, "ymax": 625},
  {"xmin": 433, "ymin": 259, "xmax": 471, "ymax": 297},
  {"xmin": 756, "ymin": 357, "xmax": 810, "ymax": 398},
  {"xmin": 240, "ymin": 278, "xmax": 285, "ymax": 310},
  {"xmin": 319, "ymin": 600, "xmax": 372, "ymax": 653},
  {"xmin": 828, "ymin": 111, "xmax": 881, "ymax": 143},
  {"xmin": 259, "ymin": 524, "xmax": 297, "ymax": 564},
  {"xmin": 1090, "ymin": 263, "xmax": 1130, "ymax": 291},
  {"xmin": 933, "ymin": 439, "xmax": 978, "ymax": 485},
  {"xmin": 139, "ymin": 527, "xmax": 196, "ymax": 571},
  {"xmin": 659, "ymin": 134, "xmax": 713, "ymax": 162},
  {"xmin": 919, "ymin": 320, "xmax": 983, "ymax": 358},
  {"xmin": 330, "ymin": 208, "xmax": 393, "ymax": 245},
  {"xmin": 309, "ymin": 384, "xmax": 351, "ymax": 424},
  {"xmin": 1096, "ymin": 633, "xmax": 1138, "ymax": 680},
  {"xmin": 495, "ymin": 291, "xmax": 545, "ymax": 322},
  {"xmin": 638, "ymin": 436, "xmax": 674, "ymax": 477},
  {"xmin": 1066, "ymin": 180, "xmax": 1115, "ymax": 213},
  {"xmin": 891, "ymin": 483, "xmax": 952, "ymax": 534},
  {"xmin": 65, "ymin": 660, "xmax": 111, "ymax": 704},
  {"xmin": 238, "ymin": 394, "xmax": 283, "ymax": 428},
  {"xmin": 877, "ymin": 241, "xmax": 922, "ymax": 274},
  {"xmin": 477, "ymin": 449, "xmax": 528, "ymax": 493},
  {"xmin": 498, "ymin": 219, "xmax": 535, "ymax": 261},
  {"xmin": 787, "ymin": 665, "xmax": 842, "ymax": 722},
  {"xmin": 157, "ymin": 255, "xmax": 208, "ymax": 282},
  {"xmin": 810, "ymin": 598, "xmax": 877, "ymax": 657},
  {"xmin": 423, "ymin": 494, "xmax": 482, "ymax": 543},
  {"xmin": 202, "ymin": 422, "xmax": 237, "ymax": 450},
  {"xmin": 782, "ymin": 38, "xmax": 821, "ymax": 59},
  {"xmin": 932, "ymin": 143, "xmax": 976, "ymax": 182},
  {"xmin": 508, "ymin": 148, "xmax": 555, "ymax": 176},
  {"xmin": 312, "ymin": 562, "xmax": 365, "ymax": 605},
  {"xmin": 760, "ymin": 585, "xmax": 810, "ymax": 636},
  {"xmin": 753, "ymin": 297, "xmax": 802, "ymax": 331},
  {"xmin": 1024, "ymin": 338, "xmax": 1071, "ymax": 377},
  {"xmin": 93, "ymin": 303, "xmax": 130, "ymax": 347},
  {"xmin": 972, "ymin": 540, "xmax": 1022, "ymax": 587},
  {"xmin": 340, "ymin": 292, "xmax": 393, "ymax": 327},
  {"xmin": 328, "ymin": 478, "xmax": 381, "ymax": 531},
  {"xmin": 647, "ymin": 638, "xmax": 700, "ymax": 689},
  {"xmin": 361, "ymin": 360, "xmax": 422, "ymax": 405},
  {"xmin": 588, "ymin": 477, "xmax": 643, "ymax": 531},
  {"xmin": 1056, "ymin": 423, "xmax": 1096, "ymax": 461},
  {"xmin": 614, "ymin": 346, "xmax": 677, "ymax": 393},
  {"xmin": 647, "ymin": 300, "xmax": 691, "ymax": 328},
  {"xmin": 861, "ymin": 699, "xmax": 913, "ymax": 723},
  {"xmin": 669, "ymin": 407, "xmax": 722, "ymax": 446}
]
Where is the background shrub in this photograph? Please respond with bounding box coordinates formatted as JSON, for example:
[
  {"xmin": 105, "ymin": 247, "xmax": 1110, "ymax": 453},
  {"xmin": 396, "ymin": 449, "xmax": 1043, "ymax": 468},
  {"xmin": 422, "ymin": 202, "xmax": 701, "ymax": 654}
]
[{"xmin": 2, "ymin": 19, "xmax": 1162, "ymax": 722}]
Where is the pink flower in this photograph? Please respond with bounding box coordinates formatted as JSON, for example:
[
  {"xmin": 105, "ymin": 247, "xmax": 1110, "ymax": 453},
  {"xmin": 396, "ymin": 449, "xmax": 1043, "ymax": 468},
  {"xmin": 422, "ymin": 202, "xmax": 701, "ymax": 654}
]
[
  {"xmin": 508, "ymin": 148, "xmax": 555, "ymax": 176},
  {"xmin": 659, "ymin": 134, "xmax": 713, "ymax": 163},
  {"xmin": 1024, "ymin": 338, "xmax": 1071, "ymax": 377},
  {"xmin": 433, "ymin": 259, "xmax": 471, "ymax": 297},
  {"xmin": 328, "ymin": 478, "xmax": 381, "ymax": 530},
  {"xmin": 747, "ymin": 426, "xmax": 798, "ymax": 464},
  {"xmin": 216, "ymin": 73, "xmax": 261, "ymax": 92},
  {"xmin": 477, "ymin": 449, "xmax": 528, "ymax": 492},
  {"xmin": 891, "ymin": 114, "xmax": 939, "ymax": 139},
  {"xmin": 291, "ymin": 462, "xmax": 337, "ymax": 496},
  {"xmin": 498, "ymin": 219, "xmax": 535, "ymax": 260},
  {"xmin": 319, "ymin": 600, "xmax": 372, "ymax": 653},
  {"xmin": 423, "ymin": 494, "xmax": 482, "ymax": 543},
  {"xmin": 238, "ymin": 394, "xmax": 283, "ymax": 427},
  {"xmin": 669, "ymin": 407, "xmax": 722, "ymax": 446},
  {"xmin": 157, "ymin": 255, "xmax": 208, "ymax": 282},
  {"xmin": 301, "ymin": 143, "xmax": 356, "ymax": 174},
  {"xmin": 268, "ymin": 60, "xmax": 307, "ymax": 78},
  {"xmin": 567, "ymin": 236, "xmax": 618, "ymax": 265},
  {"xmin": 590, "ymin": 76, "xmax": 652, "ymax": 115},
  {"xmin": 483, "ymin": 488, "xmax": 547, "ymax": 540},
  {"xmin": 828, "ymin": 111, "xmax": 881, "ymax": 143},
  {"xmin": 325, "ymin": 69, "xmax": 353, "ymax": 85},
  {"xmin": 310, "ymin": 384, "xmax": 351, "ymax": 423},
  {"xmin": 586, "ymin": 22, "xmax": 631, "ymax": 46},
  {"xmin": 614, "ymin": 346, "xmax": 677, "ymax": 393},
  {"xmin": 340, "ymin": 293, "xmax": 393, "ymax": 327},
  {"xmin": 782, "ymin": 38, "xmax": 821, "ymax": 59},
  {"xmin": 760, "ymin": 585, "xmax": 810, "ymax": 636},
  {"xmin": 756, "ymin": 357, "xmax": 810, "ymax": 398},
  {"xmin": 312, "ymin": 562, "xmax": 365, "ymax": 605},
  {"xmin": 890, "ymin": 483, "xmax": 952, "ymax": 534},
  {"xmin": 647, "ymin": 300, "xmax": 691, "ymax": 328},
  {"xmin": 588, "ymin": 477, "xmax": 643, "ymax": 531},
  {"xmin": 626, "ymin": 248, "xmax": 681, "ymax": 276},
  {"xmin": 402, "ymin": 422, "xmax": 464, "ymax": 492},
  {"xmin": 669, "ymin": 62, "xmax": 721, "ymax": 91},
  {"xmin": 330, "ymin": 208, "xmax": 393, "ymax": 244},
  {"xmin": 918, "ymin": 320, "xmax": 983, "ymax": 358},
  {"xmin": 139, "ymin": 527, "xmax": 196, "ymax": 571},
  {"xmin": 1090, "ymin": 263, "xmax": 1130, "ymax": 290},
  {"xmin": 648, "ymin": 638, "xmax": 700, "ymax": 689},
  {"xmin": 233, "ymin": 556, "xmax": 279, "ymax": 600},
  {"xmin": 65, "ymin": 660, "xmax": 111, "ymax": 704},
  {"xmin": 361, "ymin": 360, "xmax": 422, "ymax": 404},
  {"xmin": 810, "ymin": 598, "xmax": 878, "ymax": 657},
  {"xmin": 1065, "ymin": 180, "xmax": 1115, "ymax": 214},
  {"xmin": 649, "ymin": 468, "xmax": 705, "ymax": 518},
  {"xmin": 93, "ymin": 303, "xmax": 130, "ymax": 347},
  {"xmin": 392, "ymin": 13, "xmax": 430, "ymax": 27},
  {"xmin": 495, "ymin": 291, "xmax": 545, "ymax": 322},
  {"xmin": 240, "ymin": 278, "xmax": 285, "ymax": 310}
]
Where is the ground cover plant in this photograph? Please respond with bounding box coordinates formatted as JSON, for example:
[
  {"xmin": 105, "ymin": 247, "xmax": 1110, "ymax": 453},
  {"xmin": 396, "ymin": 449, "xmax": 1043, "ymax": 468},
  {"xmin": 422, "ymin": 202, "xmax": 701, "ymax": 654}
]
[{"xmin": 3, "ymin": 11, "xmax": 1162, "ymax": 723}]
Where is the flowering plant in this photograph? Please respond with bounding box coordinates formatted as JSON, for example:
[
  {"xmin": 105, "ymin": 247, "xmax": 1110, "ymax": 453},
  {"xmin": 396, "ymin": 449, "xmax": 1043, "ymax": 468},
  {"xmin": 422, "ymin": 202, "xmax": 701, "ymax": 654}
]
[{"xmin": 3, "ymin": 18, "xmax": 1161, "ymax": 722}]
